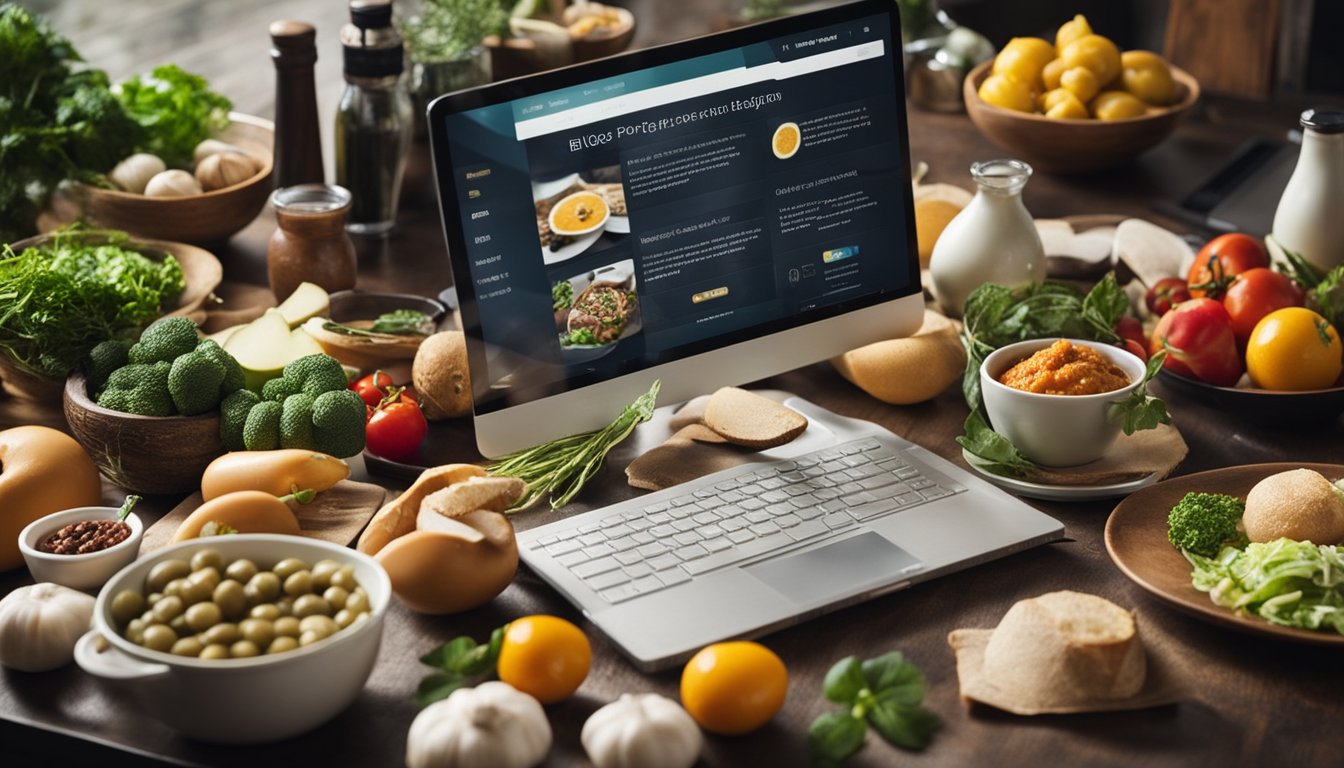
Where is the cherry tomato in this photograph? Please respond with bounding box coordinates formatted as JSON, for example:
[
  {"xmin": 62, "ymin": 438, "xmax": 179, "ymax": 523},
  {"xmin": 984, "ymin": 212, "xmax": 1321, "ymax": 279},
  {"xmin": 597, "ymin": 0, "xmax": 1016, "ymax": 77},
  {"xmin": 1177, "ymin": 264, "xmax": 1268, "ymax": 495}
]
[
  {"xmin": 680, "ymin": 641, "xmax": 788, "ymax": 735},
  {"xmin": 1144, "ymin": 277, "xmax": 1190, "ymax": 316},
  {"xmin": 1114, "ymin": 316, "xmax": 1147, "ymax": 359},
  {"xmin": 1186, "ymin": 233, "xmax": 1269, "ymax": 299},
  {"xmin": 496, "ymin": 615, "xmax": 591, "ymax": 704},
  {"xmin": 351, "ymin": 371, "xmax": 395, "ymax": 407},
  {"xmin": 1245, "ymin": 307, "xmax": 1343, "ymax": 391},
  {"xmin": 1121, "ymin": 338, "xmax": 1148, "ymax": 363},
  {"xmin": 1154, "ymin": 298, "xmax": 1243, "ymax": 386},
  {"xmin": 365, "ymin": 398, "xmax": 427, "ymax": 462},
  {"xmin": 1222, "ymin": 268, "xmax": 1305, "ymax": 347}
]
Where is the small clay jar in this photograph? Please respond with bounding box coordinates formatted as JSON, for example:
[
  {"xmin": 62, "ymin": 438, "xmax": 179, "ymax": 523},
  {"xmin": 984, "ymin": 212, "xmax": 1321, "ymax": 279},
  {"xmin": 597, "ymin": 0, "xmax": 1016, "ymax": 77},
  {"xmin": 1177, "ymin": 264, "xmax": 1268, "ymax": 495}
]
[{"xmin": 267, "ymin": 184, "xmax": 357, "ymax": 302}]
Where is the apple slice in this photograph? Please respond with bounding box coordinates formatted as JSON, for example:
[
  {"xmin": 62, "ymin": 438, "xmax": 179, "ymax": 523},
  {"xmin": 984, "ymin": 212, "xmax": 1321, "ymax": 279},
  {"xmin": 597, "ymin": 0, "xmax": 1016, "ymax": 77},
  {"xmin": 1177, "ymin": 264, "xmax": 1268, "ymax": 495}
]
[
  {"xmin": 276, "ymin": 281, "xmax": 330, "ymax": 328},
  {"xmin": 224, "ymin": 309, "xmax": 292, "ymax": 391}
]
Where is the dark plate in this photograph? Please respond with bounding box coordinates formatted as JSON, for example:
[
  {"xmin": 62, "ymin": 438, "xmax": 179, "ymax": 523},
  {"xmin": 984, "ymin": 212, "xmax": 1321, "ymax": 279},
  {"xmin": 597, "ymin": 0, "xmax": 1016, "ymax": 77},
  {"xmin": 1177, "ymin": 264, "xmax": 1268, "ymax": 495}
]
[
  {"xmin": 362, "ymin": 418, "xmax": 482, "ymax": 482},
  {"xmin": 1104, "ymin": 462, "xmax": 1344, "ymax": 646},
  {"xmin": 1156, "ymin": 368, "xmax": 1344, "ymax": 425},
  {"xmin": 328, "ymin": 290, "xmax": 447, "ymax": 324}
]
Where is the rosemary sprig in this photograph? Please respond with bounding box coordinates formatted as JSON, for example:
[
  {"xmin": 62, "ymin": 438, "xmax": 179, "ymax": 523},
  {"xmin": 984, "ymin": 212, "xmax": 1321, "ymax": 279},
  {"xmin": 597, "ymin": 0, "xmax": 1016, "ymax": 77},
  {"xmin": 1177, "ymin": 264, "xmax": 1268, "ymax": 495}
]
[{"xmin": 489, "ymin": 380, "xmax": 660, "ymax": 510}]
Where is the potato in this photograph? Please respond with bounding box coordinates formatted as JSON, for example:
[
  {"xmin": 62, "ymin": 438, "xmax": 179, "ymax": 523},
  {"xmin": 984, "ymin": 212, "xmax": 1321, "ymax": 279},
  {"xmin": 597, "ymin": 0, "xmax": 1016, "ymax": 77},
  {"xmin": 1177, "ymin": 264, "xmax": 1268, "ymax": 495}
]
[{"xmin": 412, "ymin": 331, "xmax": 472, "ymax": 420}]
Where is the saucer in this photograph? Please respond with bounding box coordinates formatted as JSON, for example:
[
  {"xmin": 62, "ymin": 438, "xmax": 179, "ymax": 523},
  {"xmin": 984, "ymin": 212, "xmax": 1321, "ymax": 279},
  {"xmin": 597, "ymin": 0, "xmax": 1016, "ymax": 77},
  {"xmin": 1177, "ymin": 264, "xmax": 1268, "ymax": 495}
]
[{"xmin": 962, "ymin": 449, "xmax": 1161, "ymax": 501}]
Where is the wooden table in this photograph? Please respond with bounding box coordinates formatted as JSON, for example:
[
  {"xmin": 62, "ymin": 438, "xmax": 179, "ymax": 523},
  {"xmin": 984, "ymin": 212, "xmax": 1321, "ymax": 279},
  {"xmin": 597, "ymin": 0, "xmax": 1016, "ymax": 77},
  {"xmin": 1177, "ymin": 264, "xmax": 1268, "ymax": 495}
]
[{"xmin": 4, "ymin": 2, "xmax": 1344, "ymax": 766}]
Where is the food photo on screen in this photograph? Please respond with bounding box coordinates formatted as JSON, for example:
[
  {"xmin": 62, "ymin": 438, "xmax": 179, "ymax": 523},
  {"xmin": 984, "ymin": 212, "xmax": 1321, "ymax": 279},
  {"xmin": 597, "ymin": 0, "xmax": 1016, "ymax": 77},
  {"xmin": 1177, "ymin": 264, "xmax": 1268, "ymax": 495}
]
[
  {"xmin": 533, "ymin": 165, "xmax": 629, "ymax": 265},
  {"xmin": 552, "ymin": 259, "xmax": 642, "ymax": 356}
]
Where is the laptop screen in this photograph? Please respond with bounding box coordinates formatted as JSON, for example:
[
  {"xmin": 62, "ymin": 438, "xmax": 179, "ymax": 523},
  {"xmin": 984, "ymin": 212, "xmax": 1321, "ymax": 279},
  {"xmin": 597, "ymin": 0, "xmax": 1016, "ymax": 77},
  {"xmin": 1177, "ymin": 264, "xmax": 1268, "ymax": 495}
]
[{"xmin": 429, "ymin": 0, "xmax": 918, "ymax": 422}]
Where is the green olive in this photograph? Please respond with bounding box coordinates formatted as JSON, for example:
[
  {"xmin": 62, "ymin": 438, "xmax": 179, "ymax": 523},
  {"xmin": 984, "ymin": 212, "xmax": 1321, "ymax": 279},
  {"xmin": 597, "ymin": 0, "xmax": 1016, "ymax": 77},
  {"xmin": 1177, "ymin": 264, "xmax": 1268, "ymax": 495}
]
[
  {"xmin": 283, "ymin": 570, "xmax": 314, "ymax": 598},
  {"xmin": 203, "ymin": 622, "xmax": 239, "ymax": 646},
  {"xmin": 267, "ymin": 636, "xmax": 299, "ymax": 654},
  {"xmin": 245, "ymin": 572, "xmax": 280, "ymax": 604},
  {"xmin": 239, "ymin": 618, "xmax": 275, "ymax": 647},
  {"xmin": 225, "ymin": 558, "xmax": 258, "ymax": 583},
  {"xmin": 110, "ymin": 589, "xmax": 145, "ymax": 626},
  {"xmin": 125, "ymin": 618, "xmax": 147, "ymax": 643},
  {"xmin": 275, "ymin": 597, "xmax": 294, "ymax": 617},
  {"xmin": 185, "ymin": 602, "xmax": 222, "ymax": 633},
  {"xmin": 179, "ymin": 577, "xmax": 213, "ymax": 606},
  {"xmin": 200, "ymin": 644, "xmax": 231, "ymax": 660},
  {"xmin": 170, "ymin": 637, "xmax": 203, "ymax": 657},
  {"xmin": 188, "ymin": 567, "xmax": 220, "ymax": 591},
  {"xmin": 213, "ymin": 580, "xmax": 247, "ymax": 620},
  {"xmin": 329, "ymin": 565, "xmax": 357, "ymax": 591},
  {"xmin": 230, "ymin": 640, "xmax": 261, "ymax": 658},
  {"xmin": 190, "ymin": 548, "xmax": 224, "ymax": 573},
  {"xmin": 249, "ymin": 603, "xmax": 281, "ymax": 621},
  {"xmin": 299, "ymin": 614, "xmax": 337, "ymax": 635},
  {"xmin": 146, "ymin": 559, "xmax": 191, "ymax": 593},
  {"xmin": 274, "ymin": 616, "xmax": 301, "ymax": 638},
  {"xmin": 323, "ymin": 586, "xmax": 349, "ymax": 611},
  {"xmin": 169, "ymin": 614, "xmax": 190, "ymax": 635},
  {"xmin": 145, "ymin": 592, "xmax": 163, "ymax": 607},
  {"xmin": 151, "ymin": 595, "xmax": 185, "ymax": 623},
  {"xmin": 310, "ymin": 559, "xmax": 341, "ymax": 590},
  {"xmin": 163, "ymin": 578, "xmax": 188, "ymax": 599},
  {"xmin": 292, "ymin": 594, "xmax": 331, "ymax": 618},
  {"xmin": 142, "ymin": 624, "xmax": 176, "ymax": 652},
  {"xmin": 273, "ymin": 558, "xmax": 309, "ymax": 580},
  {"xmin": 333, "ymin": 609, "xmax": 356, "ymax": 629},
  {"xmin": 345, "ymin": 589, "xmax": 370, "ymax": 615}
]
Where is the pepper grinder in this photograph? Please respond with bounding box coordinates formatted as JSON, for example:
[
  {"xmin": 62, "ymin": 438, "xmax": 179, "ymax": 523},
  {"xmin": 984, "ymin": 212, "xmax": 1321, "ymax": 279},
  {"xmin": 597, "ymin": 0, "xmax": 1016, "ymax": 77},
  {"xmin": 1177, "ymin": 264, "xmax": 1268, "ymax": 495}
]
[{"xmin": 270, "ymin": 20, "xmax": 326, "ymax": 188}]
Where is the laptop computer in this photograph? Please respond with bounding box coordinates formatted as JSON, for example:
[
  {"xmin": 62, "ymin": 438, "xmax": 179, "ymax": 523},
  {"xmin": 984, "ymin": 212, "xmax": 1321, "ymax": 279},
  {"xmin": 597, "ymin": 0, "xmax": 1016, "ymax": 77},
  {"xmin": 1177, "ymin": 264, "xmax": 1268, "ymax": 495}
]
[{"xmin": 426, "ymin": 0, "xmax": 1064, "ymax": 671}]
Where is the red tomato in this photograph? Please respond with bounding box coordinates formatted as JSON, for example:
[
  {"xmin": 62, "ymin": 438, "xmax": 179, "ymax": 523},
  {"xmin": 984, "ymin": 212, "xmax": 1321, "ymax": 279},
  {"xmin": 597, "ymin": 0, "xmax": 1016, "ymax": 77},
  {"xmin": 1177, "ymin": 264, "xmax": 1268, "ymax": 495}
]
[
  {"xmin": 1222, "ymin": 268, "xmax": 1305, "ymax": 347},
  {"xmin": 351, "ymin": 371, "xmax": 395, "ymax": 407},
  {"xmin": 1154, "ymin": 298, "xmax": 1243, "ymax": 386},
  {"xmin": 1186, "ymin": 233, "xmax": 1269, "ymax": 299},
  {"xmin": 1144, "ymin": 277, "xmax": 1190, "ymax": 316},
  {"xmin": 365, "ymin": 399, "xmax": 428, "ymax": 462}
]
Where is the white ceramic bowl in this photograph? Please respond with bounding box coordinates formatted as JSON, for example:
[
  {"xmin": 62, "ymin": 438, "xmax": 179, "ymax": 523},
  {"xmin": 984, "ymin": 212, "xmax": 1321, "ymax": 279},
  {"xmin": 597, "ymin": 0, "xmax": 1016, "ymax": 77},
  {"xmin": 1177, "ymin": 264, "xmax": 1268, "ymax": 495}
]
[
  {"xmin": 19, "ymin": 506, "xmax": 144, "ymax": 591},
  {"xmin": 980, "ymin": 338, "xmax": 1146, "ymax": 467},
  {"xmin": 74, "ymin": 535, "xmax": 390, "ymax": 744}
]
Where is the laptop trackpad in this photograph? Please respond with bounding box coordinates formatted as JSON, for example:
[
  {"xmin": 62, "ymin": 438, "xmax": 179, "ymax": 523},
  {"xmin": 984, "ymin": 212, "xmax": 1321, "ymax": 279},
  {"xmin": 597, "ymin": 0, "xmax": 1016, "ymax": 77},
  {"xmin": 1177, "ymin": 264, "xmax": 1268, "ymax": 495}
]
[{"xmin": 744, "ymin": 533, "xmax": 922, "ymax": 606}]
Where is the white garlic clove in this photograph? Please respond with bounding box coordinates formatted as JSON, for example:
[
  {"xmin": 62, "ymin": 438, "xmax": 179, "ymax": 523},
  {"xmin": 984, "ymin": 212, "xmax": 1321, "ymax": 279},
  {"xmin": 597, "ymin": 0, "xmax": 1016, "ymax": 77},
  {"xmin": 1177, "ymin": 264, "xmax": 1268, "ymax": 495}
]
[
  {"xmin": 109, "ymin": 153, "xmax": 167, "ymax": 194},
  {"xmin": 144, "ymin": 169, "xmax": 204, "ymax": 197},
  {"xmin": 193, "ymin": 138, "xmax": 248, "ymax": 166},
  {"xmin": 195, "ymin": 152, "xmax": 260, "ymax": 191}
]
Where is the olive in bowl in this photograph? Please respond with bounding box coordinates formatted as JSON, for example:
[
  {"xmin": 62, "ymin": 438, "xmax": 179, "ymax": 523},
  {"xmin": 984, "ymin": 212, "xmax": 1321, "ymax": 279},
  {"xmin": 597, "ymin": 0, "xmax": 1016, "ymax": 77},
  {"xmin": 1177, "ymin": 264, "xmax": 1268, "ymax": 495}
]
[
  {"xmin": 19, "ymin": 505, "xmax": 144, "ymax": 591},
  {"xmin": 73, "ymin": 534, "xmax": 390, "ymax": 744},
  {"xmin": 980, "ymin": 338, "xmax": 1146, "ymax": 467}
]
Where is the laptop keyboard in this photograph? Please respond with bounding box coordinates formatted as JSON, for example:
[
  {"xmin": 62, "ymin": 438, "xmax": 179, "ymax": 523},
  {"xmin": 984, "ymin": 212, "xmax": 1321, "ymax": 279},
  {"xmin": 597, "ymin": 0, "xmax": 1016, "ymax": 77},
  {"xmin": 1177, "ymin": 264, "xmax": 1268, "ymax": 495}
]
[{"xmin": 522, "ymin": 437, "xmax": 965, "ymax": 605}]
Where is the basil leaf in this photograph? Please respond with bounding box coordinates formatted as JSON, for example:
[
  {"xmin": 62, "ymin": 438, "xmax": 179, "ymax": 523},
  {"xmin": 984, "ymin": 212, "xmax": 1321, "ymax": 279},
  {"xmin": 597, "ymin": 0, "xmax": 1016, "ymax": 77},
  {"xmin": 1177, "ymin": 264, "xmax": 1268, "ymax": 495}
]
[
  {"xmin": 1105, "ymin": 351, "xmax": 1172, "ymax": 435},
  {"xmin": 1080, "ymin": 273, "xmax": 1127, "ymax": 341},
  {"xmin": 419, "ymin": 636, "xmax": 477, "ymax": 670},
  {"xmin": 808, "ymin": 711, "xmax": 867, "ymax": 768},
  {"xmin": 415, "ymin": 671, "xmax": 467, "ymax": 707},
  {"xmin": 822, "ymin": 656, "xmax": 867, "ymax": 704},
  {"xmin": 955, "ymin": 411, "xmax": 1038, "ymax": 477},
  {"xmin": 863, "ymin": 654, "xmax": 924, "ymax": 707},
  {"xmin": 867, "ymin": 701, "xmax": 942, "ymax": 750}
]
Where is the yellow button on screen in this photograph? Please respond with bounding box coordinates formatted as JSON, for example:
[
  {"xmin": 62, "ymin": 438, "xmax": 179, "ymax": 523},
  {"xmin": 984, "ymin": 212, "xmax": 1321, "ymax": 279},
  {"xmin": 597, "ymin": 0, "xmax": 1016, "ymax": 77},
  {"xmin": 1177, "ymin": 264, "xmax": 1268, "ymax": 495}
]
[{"xmin": 692, "ymin": 287, "xmax": 729, "ymax": 304}]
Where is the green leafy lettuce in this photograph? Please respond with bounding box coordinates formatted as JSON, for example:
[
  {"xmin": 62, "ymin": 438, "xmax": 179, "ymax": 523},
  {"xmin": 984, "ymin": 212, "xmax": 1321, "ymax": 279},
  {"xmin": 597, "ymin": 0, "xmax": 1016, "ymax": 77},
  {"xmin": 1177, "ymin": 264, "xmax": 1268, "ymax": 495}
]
[
  {"xmin": 113, "ymin": 64, "xmax": 232, "ymax": 169},
  {"xmin": 1187, "ymin": 539, "xmax": 1344, "ymax": 634}
]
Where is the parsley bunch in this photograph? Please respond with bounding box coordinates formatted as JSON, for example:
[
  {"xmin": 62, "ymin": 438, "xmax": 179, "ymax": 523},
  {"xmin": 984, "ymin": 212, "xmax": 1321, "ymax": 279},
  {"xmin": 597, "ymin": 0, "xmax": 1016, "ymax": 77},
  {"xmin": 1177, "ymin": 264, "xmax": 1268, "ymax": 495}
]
[{"xmin": 809, "ymin": 651, "xmax": 941, "ymax": 767}]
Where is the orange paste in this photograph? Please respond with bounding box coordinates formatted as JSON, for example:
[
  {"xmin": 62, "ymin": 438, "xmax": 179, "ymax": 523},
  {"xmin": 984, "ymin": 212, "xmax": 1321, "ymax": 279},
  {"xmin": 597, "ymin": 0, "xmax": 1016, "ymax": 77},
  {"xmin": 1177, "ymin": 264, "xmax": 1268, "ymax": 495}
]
[{"xmin": 998, "ymin": 340, "xmax": 1130, "ymax": 395}]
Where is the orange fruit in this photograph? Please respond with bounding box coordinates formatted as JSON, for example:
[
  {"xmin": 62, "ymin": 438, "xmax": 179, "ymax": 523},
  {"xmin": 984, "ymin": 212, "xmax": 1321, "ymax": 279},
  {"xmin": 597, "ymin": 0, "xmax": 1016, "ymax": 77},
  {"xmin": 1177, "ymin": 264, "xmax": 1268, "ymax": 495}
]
[
  {"xmin": 496, "ymin": 615, "xmax": 591, "ymax": 704},
  {"xmin": 772, "ymin": 122, "xmax": 801, "ymax": 159},
  {"xmin": 1245, "ymin": 307, "xmax": 1343, "ymax": 391},
  {"xmin": 680, "ymin": 641, "xmax": 788, "ymax": 734}
]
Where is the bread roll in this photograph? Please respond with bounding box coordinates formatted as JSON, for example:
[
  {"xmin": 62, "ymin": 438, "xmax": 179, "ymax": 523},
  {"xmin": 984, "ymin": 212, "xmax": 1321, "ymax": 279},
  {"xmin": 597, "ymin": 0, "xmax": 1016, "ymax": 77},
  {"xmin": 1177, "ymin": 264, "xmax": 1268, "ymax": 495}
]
[
  {"xmin": 981, "ymin": 590, "xmax": 1145, "ymax": 706},
  {"xmin": 1243, "ymin": 468, "xmax": 1344, "ymax": 545}
]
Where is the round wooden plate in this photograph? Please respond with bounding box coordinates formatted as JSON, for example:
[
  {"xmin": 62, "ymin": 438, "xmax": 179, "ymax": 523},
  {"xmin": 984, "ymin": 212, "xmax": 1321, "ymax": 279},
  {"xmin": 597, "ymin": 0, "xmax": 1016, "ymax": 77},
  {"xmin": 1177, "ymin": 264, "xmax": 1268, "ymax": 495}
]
[{"xmin": 1105, "ymin": 462, "xmax": 1344, "ymax": 646}]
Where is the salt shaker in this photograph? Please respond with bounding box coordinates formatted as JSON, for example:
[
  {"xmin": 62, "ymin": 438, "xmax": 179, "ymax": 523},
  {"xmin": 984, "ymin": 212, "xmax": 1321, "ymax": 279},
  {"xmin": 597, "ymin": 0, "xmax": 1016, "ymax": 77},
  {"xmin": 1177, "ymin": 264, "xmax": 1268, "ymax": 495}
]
[
  {"xmin": 1271, "ymin": 107, "xmax": 1344, "ymax": 274},
  {"xmin": 929, "ymin": 159, "xmax": 1046, "ymax": 318},
  {"xmin": 335, "ymin": 0, "xmax": 413, "ymax": 236}
]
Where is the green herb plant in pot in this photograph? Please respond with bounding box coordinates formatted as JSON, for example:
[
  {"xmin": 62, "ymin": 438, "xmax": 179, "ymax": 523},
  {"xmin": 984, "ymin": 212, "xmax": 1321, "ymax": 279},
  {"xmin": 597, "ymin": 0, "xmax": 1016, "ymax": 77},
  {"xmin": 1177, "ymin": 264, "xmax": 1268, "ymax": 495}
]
[{"xmin": 397, "ymin": 0, "xmax": 506, "ymax": 135}]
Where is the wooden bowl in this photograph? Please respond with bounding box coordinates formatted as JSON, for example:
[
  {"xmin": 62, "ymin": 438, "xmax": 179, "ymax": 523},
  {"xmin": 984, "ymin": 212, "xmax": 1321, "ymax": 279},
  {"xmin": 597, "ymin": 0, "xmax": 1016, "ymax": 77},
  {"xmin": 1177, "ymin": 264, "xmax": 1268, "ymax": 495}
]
[
  {"xmin": 566, "ymin": 3, "xmax": 636, "ymax": 63},
  {"xmin": 63, "ymin": 372, "xmax": 225, "ymax": 495},
  {"xmin": 0, "ymin": 232, "xmax": 223, "ymax": 402},
  {"xmin": 42, "ymin": 113, "xmax": 274, "ymax": 244},
  {"xmin": 963, "ymin": 61, "xmax": 1200, "ymax": 174}
]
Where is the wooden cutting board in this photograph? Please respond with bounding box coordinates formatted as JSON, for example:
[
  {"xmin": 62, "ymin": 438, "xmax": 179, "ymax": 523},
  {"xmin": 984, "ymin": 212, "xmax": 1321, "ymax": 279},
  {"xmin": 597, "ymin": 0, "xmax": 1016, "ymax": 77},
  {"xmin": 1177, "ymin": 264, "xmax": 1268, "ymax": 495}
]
[{"xmin": 140, "ymin": 479, "xmax": 386, "ymax": 553}]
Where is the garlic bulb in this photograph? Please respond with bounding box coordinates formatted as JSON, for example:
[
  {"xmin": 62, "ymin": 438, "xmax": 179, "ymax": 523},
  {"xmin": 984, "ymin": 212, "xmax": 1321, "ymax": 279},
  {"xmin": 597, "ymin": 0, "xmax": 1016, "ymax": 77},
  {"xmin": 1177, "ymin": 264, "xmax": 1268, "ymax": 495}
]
[
  {"xmin": 406, "ymin": 681, "xmax": 551, "ymax": 768},
  {"xmin": 109, "ymin": 153, "xmax": 167, "ymax": 194},
  {"xmin": 144, "ymin": 169, "xmax": 203, "ymax": 197},
  {"xmin": 195, "ymin": 152, "xmax": 260, "ymax": 191},
  {"xmin": 581, "ymin": 693, "xmax": 703, "ymax": 768},
  {"xmin": 193, "ymin": 138, "xmax": 248, "ymax": 165},
  {"xmin": 0, "ymin": 583, "xmax": 95, "ymax": 672}
]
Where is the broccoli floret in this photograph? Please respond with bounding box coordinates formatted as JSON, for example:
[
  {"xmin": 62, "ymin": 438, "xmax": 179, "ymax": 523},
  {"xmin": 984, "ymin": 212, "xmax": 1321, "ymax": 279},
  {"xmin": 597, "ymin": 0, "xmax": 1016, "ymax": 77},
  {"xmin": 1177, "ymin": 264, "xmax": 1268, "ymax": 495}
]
[
  {"xmin": 194, "ymin": 339, "xmax": 245, "ymax": 396},
  {"xmin": 311, "ymin": 389, "xmax": 367, "ymax": 458},
  {"xmin": 220, "ymin": 388, "xmax": 260, "ymax": 451},
  {"xmin": 1168, "ymin": 492, "xmax": 1247, "ymax": 557},
  {"xmin": 262, "ymin": 375, "xmax": 301, "ymax": 402},
  {"xmin": 97, "ymin": 361, "xmax": 173, "ymax": 416},
  {"xmin": 282, "ymin": 354, "xmax": 349, "ymax": 398},
  {"xmin": 86, "ymin": 339, "xmax": 132, "ymax": 395},
  {"xmin": 128, "ymin": 316, "xmax": 199, "ymax": 364},
  {"xmin": 167, "ymin": 350, "xmax": 226, "ymax": 416},
  {"xmin": 243, "ymin": 399, "xmax": 282, "ymax": 451},
  {"xmin": 279, "ymin": 393, "xmax": 315, "ymax": 449}
]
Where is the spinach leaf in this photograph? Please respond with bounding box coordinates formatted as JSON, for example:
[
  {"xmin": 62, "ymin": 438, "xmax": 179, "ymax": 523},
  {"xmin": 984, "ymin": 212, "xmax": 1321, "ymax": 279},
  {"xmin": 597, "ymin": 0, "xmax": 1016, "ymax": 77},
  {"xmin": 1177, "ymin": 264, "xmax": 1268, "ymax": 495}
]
[{"xmin": 955, "ymin": 411, "xmax": 1037, "ymax": 477}]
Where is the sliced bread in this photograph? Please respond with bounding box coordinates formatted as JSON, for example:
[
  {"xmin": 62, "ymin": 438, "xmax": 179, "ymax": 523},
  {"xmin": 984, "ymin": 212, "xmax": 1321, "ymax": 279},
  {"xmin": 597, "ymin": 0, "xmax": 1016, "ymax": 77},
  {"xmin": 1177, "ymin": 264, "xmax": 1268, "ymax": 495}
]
[{"xmin": 702, "ymin": 387, "xmax": 808, "ymax": 448}]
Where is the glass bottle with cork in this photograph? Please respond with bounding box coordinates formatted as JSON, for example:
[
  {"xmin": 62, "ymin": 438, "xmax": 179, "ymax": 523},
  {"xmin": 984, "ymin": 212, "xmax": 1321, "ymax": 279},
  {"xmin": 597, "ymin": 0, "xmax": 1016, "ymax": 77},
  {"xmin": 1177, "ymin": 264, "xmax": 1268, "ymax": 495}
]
[{"xmin": 336, "ymin": 0, "xmax": 413, "ymax": 236}]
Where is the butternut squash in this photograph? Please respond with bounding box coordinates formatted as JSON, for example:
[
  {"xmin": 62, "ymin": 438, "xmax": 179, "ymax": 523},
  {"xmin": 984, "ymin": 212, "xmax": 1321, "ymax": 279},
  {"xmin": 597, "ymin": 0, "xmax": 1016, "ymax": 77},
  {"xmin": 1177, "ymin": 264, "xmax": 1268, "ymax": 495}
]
[
  {"xmin": 170, "ymin": 490, "xmax": 302, "ymax": 542},
  {"xmin": 0, "ymin": 426, "xmax": 102, "ymax": 571},
  {"xmin": 200, "ymin": 449, "xmax": 349, "ymax": 501}
]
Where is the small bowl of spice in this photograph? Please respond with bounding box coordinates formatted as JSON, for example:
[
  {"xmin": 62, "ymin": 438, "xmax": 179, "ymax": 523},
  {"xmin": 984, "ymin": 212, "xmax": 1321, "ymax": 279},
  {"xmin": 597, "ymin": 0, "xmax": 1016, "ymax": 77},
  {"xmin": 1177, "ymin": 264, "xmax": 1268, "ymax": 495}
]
[
  {"xmin": 19, "ymin": 496, "xmax": 144, "ymax": 591},
  {"xmin": 980, "ymin": 338, "xmax": 1146, "ymax": 467}
]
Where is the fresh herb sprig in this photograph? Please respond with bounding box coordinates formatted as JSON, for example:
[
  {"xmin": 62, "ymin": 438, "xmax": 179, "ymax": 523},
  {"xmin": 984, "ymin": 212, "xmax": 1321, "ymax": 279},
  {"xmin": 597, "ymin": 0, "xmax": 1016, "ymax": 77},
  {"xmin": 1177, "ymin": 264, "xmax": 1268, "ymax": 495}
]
[
  {"xmin": 1275, "ymin": 243, "xmax": 1344, "ymax": 332},
  {"xmin": 490, "ymin": 380, "xmax": 660, "ymax": 510},
  {"xmin": 809, "ymin": 651, "xmax": 941, "ymax": 767},
  {"xmin": 322, "ymin": 309, "xmax": 436, "ymax": 338},
  {"xmin": 113, "ymin": 64, "xmax": 232, "ymax": 169},
  {"xmin": 415, "ymin": 625, "xmax": 507, "ymax": 706},
  {"xmin": 956, "ymin": 274, "xmax": 1170, "ymax": 475}
]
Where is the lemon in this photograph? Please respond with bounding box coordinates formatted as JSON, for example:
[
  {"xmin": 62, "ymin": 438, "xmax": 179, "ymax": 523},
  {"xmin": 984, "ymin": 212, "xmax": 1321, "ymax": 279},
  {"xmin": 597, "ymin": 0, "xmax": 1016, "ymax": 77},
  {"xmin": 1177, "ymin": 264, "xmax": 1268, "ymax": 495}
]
[
  {"xmin": 978, "ymin": 73, "xmax": 1035, "ymax": 113},
  {"xmin": 1091, "ymin": 90, "xmax": 1148, "ymax": 120}
]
